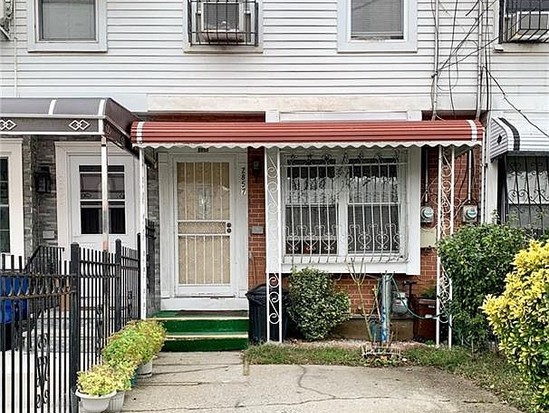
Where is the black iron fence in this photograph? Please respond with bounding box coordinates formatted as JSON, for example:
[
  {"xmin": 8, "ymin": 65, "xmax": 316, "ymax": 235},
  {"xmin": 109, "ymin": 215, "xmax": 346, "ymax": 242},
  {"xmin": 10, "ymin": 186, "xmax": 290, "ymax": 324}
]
[{"xmin": 1, "ymin": 238, "xmax": 145, "ymax": 413}]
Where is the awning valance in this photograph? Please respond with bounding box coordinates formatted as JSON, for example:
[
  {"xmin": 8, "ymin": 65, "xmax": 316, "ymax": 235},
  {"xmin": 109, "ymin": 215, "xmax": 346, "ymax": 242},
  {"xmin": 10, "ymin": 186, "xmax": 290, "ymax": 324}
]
[
  {"xmin": 0, "ymin": 98, "xmax": 136, "ymax": 150},
  {"xmin": 490, "ymin": 116, "xmax": 549, "ymax": 160},
  {"xmin": 132, "ymin": 119, "xmax": 483, "ymax": 149}
]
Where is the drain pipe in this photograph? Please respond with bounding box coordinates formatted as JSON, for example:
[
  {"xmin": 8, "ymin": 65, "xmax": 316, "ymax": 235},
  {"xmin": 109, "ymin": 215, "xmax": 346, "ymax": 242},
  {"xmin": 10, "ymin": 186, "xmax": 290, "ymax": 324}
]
[
  {"xmin": 380, "ymin": 272, "xmax": 392, "ymax": 344},
  {"xmin": 475, "ymin": 0, "xmax": 484, "ymax": 120},
  {"xmin": 431, "ymin": 0, "xmax": 440, "ymax": 120}
]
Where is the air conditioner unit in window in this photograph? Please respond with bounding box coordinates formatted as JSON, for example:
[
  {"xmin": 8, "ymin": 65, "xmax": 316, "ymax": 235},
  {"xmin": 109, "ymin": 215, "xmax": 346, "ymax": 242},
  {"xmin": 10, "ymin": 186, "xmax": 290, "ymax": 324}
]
[
  {"xmin": 0, "ymin": 0, "xmax": 7, "ymax": 22},
  {"xmin": 507, "ymin": 11, "xmax": 549, "ymax": 41},
  {"xmin": 201, "ymin": 1, "xmax": 245, "ymax": 42}
]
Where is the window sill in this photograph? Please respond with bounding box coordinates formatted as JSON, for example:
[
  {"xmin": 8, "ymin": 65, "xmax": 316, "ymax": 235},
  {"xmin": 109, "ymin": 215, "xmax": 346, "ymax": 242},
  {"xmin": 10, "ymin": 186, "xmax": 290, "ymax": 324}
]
[
  {"xmin": 184, "ymin": 43, "xmax": 263, "ymax": 54},
  {"xmin": 27, "ymin": 41, "xmax": 107, "ymax": 53},
  {"xmin": 282, "ymin": 260, "xmax": 413, "ymax": 275},
  {"xmin": 494, "ymin": 42, "xmax": 549, "ymax": 53},
  {"xmin": 337, "ymin": 39, "xmax": 417, "ymax": 53}
]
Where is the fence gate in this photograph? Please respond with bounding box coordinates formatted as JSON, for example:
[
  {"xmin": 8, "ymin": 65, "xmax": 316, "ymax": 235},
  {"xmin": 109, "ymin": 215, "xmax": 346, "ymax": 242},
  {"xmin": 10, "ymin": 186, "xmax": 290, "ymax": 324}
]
[{"xmin": 1, "ymin": 241, "xmax": 141, "ymax": 413}]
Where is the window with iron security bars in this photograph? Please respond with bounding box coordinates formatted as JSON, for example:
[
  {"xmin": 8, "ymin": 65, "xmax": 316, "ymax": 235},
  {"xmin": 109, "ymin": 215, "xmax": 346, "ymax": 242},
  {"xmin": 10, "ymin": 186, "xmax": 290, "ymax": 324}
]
[
  {"xmin": 500, "ymin": 0, "xmax": 549, "ymax": 42},
  {"xmin": 282, "ymin": 150, "xmax": 407, "ymax": 264},
  {"xmin": 502, "ymin": 155, "xmax": 549, "ymax": 236},
  {"xmin": 187, "ymin": 0, "xmax": 259, "ymax": 46}
]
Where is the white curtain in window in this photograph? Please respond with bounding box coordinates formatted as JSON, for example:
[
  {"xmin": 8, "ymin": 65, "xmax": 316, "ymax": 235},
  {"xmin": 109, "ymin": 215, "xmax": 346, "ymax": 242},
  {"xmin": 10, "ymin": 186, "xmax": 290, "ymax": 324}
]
[
  {"xmin": 40, "ymin": 0, "xmax": 96, "ymax": 41},
  {"xmin": 351, "ymin": 0, "xmax": 403, "ymax": 39}
]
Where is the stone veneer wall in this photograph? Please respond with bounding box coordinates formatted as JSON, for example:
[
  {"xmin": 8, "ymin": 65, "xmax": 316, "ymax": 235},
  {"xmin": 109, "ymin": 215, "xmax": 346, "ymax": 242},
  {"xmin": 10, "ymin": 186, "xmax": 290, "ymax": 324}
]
[{"xmin": 146, "ymin": 165, "xmax": 161, "ymax": 316}]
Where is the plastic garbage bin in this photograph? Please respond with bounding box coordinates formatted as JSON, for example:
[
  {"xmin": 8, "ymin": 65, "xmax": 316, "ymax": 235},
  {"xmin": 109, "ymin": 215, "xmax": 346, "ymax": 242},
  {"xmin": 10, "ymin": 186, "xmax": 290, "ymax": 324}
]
[
  {"xmin": 1, "ymin": 276, "xmax": 29, "ymax": 351},
  {"xmin": 246, "ymin": 284, "xmax": 290, "ymax": 343}
]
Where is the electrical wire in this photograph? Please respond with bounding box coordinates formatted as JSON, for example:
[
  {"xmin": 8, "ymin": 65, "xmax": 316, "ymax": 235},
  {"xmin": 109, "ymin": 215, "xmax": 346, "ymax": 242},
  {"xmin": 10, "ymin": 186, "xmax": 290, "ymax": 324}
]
[{"xmin": 486, "ymin": 70, "xmax": 549, "ymax": 139}]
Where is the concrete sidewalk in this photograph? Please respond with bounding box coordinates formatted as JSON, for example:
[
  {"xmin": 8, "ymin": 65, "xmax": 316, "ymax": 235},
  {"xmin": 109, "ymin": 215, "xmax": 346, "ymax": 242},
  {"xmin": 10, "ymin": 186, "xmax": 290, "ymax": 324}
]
[{"xmin": 121, "ymin": 352, "xmax": 522, "ymax": 413}]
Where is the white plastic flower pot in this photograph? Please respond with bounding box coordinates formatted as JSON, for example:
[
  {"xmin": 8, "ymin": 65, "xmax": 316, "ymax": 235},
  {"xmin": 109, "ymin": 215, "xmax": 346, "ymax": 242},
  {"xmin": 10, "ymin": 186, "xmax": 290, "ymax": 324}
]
[
  {"xmin": 106, "ymin": 391, "xmax": 126, "ymax": 413},
  {"xmin": 136, "ymin": 360, "xmax": 153, "ymax": 379},
  {"xmin": 75, "ymin": 389, "xmax": 116, "ymax": 413}
]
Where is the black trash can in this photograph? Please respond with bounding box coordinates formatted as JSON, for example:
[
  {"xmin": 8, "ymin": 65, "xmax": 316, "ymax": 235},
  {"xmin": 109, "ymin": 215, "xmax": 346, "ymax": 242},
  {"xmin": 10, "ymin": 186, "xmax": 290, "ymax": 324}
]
[
  {"xmin": 246, "ymin": 284, "xmax": 290, "ymax": 344},
  {"xmin": 0, "ymin": 323, "xmax": 12, "ymax": 351}
]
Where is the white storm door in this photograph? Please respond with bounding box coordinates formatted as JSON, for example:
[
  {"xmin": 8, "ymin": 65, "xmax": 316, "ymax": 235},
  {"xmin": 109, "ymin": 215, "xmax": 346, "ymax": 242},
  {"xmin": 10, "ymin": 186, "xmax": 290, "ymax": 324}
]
[
  {"xmin": 176, "ymin": 160, "xmax": 234, "ymax": 296},
  {"xmin": 68, "ymin": 154, "xmax": 137, "ymax": 251}
]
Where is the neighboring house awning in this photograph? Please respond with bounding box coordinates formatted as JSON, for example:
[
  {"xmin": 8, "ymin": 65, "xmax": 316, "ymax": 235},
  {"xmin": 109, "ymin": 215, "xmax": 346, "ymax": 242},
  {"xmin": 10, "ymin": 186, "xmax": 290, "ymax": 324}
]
[
  {"xmin": 132, "ymin": 120, "xmax": 483, "ymax": 149},
  {"xmin": 0, "ymin": 98, "xmax": 136, "ymax": 151},
  {"xmin": 490, "ymin": 116, "xmax": 549, "ymax": 160}
]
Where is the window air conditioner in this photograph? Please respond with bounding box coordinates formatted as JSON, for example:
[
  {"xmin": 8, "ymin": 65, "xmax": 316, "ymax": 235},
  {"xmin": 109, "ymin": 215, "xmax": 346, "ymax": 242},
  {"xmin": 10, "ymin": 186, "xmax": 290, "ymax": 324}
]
[
  {"xmin": 201, "ymin": 1, "xmax": 245, "ymax": 42},
  {"xmin": 508, "ymin": 11, "xmax": 549, "ymax": 41},
  {"xmin": 0, "ymin": 0, "xmax": 6, "ymax": 22}
]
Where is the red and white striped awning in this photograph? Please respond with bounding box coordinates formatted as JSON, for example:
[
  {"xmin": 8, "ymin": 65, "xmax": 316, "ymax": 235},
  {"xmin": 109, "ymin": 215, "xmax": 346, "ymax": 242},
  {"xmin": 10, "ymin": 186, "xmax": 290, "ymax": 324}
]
[{"xmin": 131, "ymin": 119, "xmax": 483, "ymax": 149}]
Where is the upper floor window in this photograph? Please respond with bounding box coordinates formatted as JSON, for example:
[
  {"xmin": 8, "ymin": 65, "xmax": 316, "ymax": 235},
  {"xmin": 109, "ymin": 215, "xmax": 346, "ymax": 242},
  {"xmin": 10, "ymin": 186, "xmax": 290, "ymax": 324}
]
[
  {"xmin": 338, "ymin": 0, "xmax": 417, "ymax": 52},
  {"xmin": 351, "ymin": 0, "xmax": 403, "ymax": 40},
  {"xmin": 500, "ymin": 0, "xmax": 549, "ymax": 42},
  {"xmin": 187, "ymin": 0, "xmax": 259, "ymax": 48},
  {"xmin": 27, "ymin": 0, "xmax": 107, "ymax": 52}
]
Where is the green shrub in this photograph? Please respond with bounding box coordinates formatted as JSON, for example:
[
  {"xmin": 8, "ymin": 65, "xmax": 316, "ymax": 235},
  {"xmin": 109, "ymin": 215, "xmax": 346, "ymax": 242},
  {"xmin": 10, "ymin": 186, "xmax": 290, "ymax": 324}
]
[
  {"xmin": 288, "ymin": 268, "xmax": 351, "ymax": 341},
  {"xmin": 437, "ymin": 224, "xmax": 527, "ymax": 349},
  {"xmin": 483, "ymin": 240, "xmax": 549, "ymax": 412}
]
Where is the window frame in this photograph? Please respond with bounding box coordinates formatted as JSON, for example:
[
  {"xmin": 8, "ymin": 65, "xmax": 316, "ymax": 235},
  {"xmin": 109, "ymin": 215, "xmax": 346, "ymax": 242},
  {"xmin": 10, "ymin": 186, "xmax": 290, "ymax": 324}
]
[
  {"xmin": 27, "ymin": 0, "xmax": 107, "ymax": 52},
  {"xmin": 279, "ymin": 147, "xmax": 421, "ymax": 275},
  {"xmin": 337, "ymin": 0, "xmax": 417, "ymax": 53},
  {"xmin": 0, "ymin": 139, "xmax": 24, "ymax": 257}
]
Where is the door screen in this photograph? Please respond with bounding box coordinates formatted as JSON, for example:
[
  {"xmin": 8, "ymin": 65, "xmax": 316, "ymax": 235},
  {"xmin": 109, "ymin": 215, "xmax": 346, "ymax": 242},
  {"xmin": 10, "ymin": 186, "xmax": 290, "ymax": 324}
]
[{"xmin": 177, "ymin": 162, "xmax": 231, "ymax": 285}]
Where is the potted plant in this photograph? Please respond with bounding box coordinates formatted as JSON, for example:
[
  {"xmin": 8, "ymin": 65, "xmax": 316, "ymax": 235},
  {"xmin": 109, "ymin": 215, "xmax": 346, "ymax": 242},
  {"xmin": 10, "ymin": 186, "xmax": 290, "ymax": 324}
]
[
  {"xmin": 106, "ymin": 361, "xmax": 134, "ymax": 413},
  {"xmin": 102, "ymin": 328, "xmax": 143, "ymax": 370},
  {"xmin": 75, "ymin": 364, "xmax": 118, "ymax": 413},
  {"xmin": 130, "ymin": 320, "xmax": 166, "ymax": 378}
]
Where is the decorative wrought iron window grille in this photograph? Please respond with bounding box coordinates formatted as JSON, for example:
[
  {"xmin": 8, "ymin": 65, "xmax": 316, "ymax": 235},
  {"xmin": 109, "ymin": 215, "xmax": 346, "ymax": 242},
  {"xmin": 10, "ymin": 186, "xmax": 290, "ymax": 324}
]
[
  {"xmin": 187, "ymin": 0, "xmax": 259, "ymax": 46},
  {"xmin": 500, "ymin": 0, "xmax": 549, "ymax": 42},
  {"xmin": 282, "ymin": 150, "xmax": 407, "ymax": 263},
  {"xmin": 501, "ymin": 155, "xmax": 549, "ymax": 236}
]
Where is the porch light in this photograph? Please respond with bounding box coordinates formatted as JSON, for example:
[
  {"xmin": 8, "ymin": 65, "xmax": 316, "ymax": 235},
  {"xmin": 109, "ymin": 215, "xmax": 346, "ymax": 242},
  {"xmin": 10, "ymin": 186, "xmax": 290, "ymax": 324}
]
[{"xmin": 34, "ymin": 166, "xmax": 52, "ymax": 194}]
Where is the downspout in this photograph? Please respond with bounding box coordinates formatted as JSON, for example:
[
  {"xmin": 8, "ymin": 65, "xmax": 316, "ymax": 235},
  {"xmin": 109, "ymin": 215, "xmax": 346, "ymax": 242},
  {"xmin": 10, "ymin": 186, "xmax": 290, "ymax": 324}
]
[
  {"xmin": 99, "ymin": 100, "xmax": 110, "ymax": 252},
  {"xmin": 475, "ymin": 0, "xmax": 484, "ymax": 121},
  {"xmin": 431, "ymin": 0, "xmax": 440, "ymax": 120}
]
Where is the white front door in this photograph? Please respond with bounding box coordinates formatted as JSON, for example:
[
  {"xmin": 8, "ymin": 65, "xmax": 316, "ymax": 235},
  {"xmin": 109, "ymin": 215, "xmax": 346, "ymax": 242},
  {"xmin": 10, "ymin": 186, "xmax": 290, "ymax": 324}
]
[
  {"xmin": 175, "ymin": 159, "xmax": 235, "ymax": 296},
  {"xmin": 56, "ymin": 143, "xmax": 138, "ymax": 252}
]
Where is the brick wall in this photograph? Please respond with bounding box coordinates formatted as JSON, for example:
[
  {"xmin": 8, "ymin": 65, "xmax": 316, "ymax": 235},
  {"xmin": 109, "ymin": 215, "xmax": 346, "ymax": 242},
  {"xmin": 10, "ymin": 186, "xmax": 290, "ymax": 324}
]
[{"xmin": 247, "ymin": 148, "xmax": 266, "ymax": 288}]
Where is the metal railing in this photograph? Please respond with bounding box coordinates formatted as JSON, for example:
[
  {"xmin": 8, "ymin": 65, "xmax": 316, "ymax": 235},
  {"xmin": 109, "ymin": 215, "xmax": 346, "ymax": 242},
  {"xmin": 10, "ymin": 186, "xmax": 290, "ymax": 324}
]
[
  {"xmin": 1, "ymin": 238, "xmax": 145, "ymax": 413},
  {"xmin": 500, "ymin": 0, "xmax": 549, "ymax": 42},
  {"xmin": 187, "ymin": 0, "xmax": 259, "ymax": 46}
]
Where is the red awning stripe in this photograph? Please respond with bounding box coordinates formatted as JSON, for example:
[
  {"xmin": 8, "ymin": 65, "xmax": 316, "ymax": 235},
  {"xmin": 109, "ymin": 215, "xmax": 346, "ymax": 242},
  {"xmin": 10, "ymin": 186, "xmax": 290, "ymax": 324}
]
[{"xmin": 132, "ymin": 120, "xmax": 483, "ymax": 148}]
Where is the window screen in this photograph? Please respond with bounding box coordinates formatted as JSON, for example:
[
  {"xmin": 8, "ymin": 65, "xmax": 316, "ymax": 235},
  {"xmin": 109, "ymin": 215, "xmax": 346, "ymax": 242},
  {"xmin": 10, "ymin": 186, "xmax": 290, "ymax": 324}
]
[
  {"xmin": 39, "ymin": 0, "xmax": 96, "ymax": 41},
  {"xmin": 351, "ymin": 0, "xmax": 404, "ymax": 39}
]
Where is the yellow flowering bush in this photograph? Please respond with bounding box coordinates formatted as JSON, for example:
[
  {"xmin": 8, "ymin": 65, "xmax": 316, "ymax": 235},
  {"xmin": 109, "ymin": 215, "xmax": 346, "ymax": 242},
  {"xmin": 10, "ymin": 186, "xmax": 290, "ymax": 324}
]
[{"xmin": 483, "ymin": 240, "xmax": 549, "ymax": 412}]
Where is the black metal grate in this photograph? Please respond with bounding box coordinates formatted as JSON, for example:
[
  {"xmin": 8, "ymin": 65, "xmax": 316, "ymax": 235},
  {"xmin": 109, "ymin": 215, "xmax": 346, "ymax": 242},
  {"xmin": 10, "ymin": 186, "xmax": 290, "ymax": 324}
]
[
  {"xmin": 500, "ymin": 0, "xmax": 549, "ymax": 42},
  {"xmin": 501, "ymin": 155, "xmax": 549, "ymax": 236},
  {"xmin": 188, "ymin": 0, "xmax": 259, "ymax": 46}
]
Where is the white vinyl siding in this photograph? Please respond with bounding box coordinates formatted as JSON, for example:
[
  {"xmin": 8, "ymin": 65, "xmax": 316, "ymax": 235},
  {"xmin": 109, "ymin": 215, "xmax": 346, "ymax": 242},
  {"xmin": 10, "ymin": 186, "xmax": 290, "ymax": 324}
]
[{"xmin": 2, "ymin": 0, "xmax": 544, "ymax": 115}]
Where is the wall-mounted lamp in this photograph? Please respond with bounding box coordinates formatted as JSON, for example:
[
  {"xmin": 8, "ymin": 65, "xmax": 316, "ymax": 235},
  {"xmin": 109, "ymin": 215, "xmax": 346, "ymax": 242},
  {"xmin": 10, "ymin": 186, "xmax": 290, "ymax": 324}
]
[
  {"xmin": 34, "ymin": 166, "xmax": 52, "ymax": 194},
  {"xmin": 251, "ymin": 159, "xmax": 262, "ymax": 181}
]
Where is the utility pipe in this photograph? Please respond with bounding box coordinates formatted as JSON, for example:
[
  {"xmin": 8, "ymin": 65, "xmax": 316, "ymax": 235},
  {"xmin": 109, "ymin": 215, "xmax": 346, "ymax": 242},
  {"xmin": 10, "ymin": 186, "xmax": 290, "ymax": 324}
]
[{"xmin": 431, "ymin": 0, "xmax": 440, "ymax": 120}]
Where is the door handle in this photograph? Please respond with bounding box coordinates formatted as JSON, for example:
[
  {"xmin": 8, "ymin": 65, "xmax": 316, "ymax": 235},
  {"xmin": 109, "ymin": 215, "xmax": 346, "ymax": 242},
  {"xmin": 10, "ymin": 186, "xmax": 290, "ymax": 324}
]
[{"xmin": 226, "ymin": 222, "xmax": 232, "ymax": 234}]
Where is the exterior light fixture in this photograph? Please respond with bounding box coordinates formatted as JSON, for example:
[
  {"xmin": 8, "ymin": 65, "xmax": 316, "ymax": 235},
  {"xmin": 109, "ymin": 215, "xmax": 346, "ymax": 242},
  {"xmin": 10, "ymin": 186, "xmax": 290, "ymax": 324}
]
[{"xmin": 34, "ymin": 166, "xmax": 52, "ymax": 194}]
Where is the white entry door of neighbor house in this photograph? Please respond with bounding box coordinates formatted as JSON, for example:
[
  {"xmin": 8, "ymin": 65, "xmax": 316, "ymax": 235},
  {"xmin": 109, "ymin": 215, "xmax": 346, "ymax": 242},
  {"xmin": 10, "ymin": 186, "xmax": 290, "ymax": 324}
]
[
  {"xmin": 56, "ymin": 143, "xmax": 139, "ymax": 252},
  {"xmin": 175, "ymin": 159, "xmax": 237, "ymax": 297}
]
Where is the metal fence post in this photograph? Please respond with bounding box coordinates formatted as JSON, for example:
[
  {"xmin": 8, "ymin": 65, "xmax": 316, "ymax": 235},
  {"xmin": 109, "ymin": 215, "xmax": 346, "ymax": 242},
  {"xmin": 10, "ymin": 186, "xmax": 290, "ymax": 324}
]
[
  {"xmin": 114, "ymin": 240, "xmax": 122, "ymax": 331},
  {"xmin": 137, "ymin": 233, "xmax": 142, "ymax": 319},
  {"xmin": 68, "ymin": 243, "xmax": 81, "ymax": 413}
]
